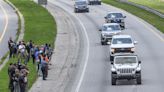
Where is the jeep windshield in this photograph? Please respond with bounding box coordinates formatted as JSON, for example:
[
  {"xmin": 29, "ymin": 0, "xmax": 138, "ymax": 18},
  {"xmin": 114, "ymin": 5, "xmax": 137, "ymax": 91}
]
[
  {"xmin": 115, "ymin": 57, "xmax": 137, "ymax": 64},
  {"xmin": 108, "ymin": 13, "xmax": 123, "ymax": 18},
  {"xmin": 102, "ymin": 25, "xmax": 120, "ymax": 31},
  {"xmin": 112, "ymin": 38, "xmax": 132, "ymax": 44},
  {"xmin": 75, "ymin": 1, "xmax": 87, "ymax": 5}
]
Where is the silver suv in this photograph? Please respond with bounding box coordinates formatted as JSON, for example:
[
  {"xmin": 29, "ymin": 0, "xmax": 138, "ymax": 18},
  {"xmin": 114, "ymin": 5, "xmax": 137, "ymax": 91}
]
[
  {"xmin": 105, "ymin": 12, "xmax": 126, "ymax": 29},
  {"xmin": 100, "ymin": 23, "xmax": 121, "ymax": 45},
  {"xmin": 74, "ymin": 0, "xmax": 89, "ymax": 13},
  {"xmin": 111, "ymin": 54, "xmax": 141, "ymax": 85}
]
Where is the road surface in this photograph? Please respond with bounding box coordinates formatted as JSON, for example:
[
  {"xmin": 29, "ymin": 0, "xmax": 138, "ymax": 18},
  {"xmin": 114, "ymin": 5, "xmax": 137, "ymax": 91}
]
[
  {"xmin": 0, "ymin": 0, "xmax": 18, "ymax": 59},
  {"xmin": 31, "ymin": 0, "xmax": 164, "ymax": 92}
]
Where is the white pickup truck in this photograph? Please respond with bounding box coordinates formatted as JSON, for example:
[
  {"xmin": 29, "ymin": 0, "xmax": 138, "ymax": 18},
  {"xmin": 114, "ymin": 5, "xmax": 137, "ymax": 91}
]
[{"xmin": 109, "ymin": 35, "xmax": 138, "ymax": 61}]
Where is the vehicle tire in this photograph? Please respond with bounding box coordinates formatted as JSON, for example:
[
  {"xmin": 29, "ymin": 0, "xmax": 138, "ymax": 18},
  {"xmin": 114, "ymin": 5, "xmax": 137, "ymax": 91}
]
[
  {"xmin": 122, "ymin": 26, "xmax": 125, "ymax": 29},
  {"xmin": 99, "ymin": 2, "xmax": 101, "ymax": 5},
  {"xmin": 111, "ymin": 74, "xmax": 116, "ymax": 85},
  {"xmin": 110, "ymin": 55, "xmax": 113, "ymax": 61},
  {"xmin": 87, "ymin": 9, "xmax": 89, "ymax": 12},
  {"xmin": 101, "ymin": 41, "xmax": 104, "ymax": 45},
  {"xmin": 136, "ymin": 73, "xmax": 142, "ymax": 84}
]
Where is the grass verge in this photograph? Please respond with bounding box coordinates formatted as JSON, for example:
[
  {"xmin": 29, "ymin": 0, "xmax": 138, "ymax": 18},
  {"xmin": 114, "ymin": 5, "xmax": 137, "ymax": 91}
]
[
  {"xmin": 128, "ymin": 0, "xmax": 164, "ymax": 14},
  {"xmin": 0, "ymin": 0, "xmax": 56, "ymax": 91},
  {"xmin": 102, "ymin": 0, "xmax": 164, "ymax": 33}
]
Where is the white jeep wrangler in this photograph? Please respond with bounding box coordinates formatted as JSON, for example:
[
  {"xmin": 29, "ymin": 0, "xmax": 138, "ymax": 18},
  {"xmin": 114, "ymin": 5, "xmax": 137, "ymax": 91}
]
[{"xmin": 111, "ymin": 54, "xmax": 141, "ymax": 85}]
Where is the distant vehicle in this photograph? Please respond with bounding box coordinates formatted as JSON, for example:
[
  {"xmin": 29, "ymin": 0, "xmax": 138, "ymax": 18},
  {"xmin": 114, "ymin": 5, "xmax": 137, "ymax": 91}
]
[
  {"xmin": 111, "ymin": 53, "xmax": 141, "ymax": 85},
  {"xmin": 88, "ymin": 0, "xmax": 101, "ymax": 5},
  {"xmin": 99, "ymin": 23, "xmax": 122, "ymax": 45},
  {"xmin": 74, "ymin": 0, "xmax": 89, "ymax": 13},
  {"xmin": 104, "ymin": 12, "xmax": 126, "ymax": 29},
  {"xmin": 108, "ymin": 35, "xmax": 137, "ymax": 61}
]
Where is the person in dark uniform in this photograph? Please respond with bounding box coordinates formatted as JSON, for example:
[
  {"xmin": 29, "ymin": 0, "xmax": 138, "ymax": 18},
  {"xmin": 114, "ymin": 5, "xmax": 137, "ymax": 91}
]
[{"xmin": 8, "ymin": 37, "xmax": 14, "ymax": 58}]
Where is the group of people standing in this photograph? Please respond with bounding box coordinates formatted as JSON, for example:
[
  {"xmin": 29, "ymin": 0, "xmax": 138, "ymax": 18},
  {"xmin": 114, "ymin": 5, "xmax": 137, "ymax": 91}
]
[
  {"xmin": 7, "ymin": 38, "xmax": 53, "ymax": 92},
  {"xmin": 8, "ymin": 62, "xmax": 29, "ymax": 92}
]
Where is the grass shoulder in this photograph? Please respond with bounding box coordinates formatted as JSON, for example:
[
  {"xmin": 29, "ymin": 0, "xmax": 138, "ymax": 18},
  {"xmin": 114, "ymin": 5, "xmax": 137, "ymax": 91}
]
[{"xmin": 0, "ymin": 0, "xmax": 56, "ymax": 92}]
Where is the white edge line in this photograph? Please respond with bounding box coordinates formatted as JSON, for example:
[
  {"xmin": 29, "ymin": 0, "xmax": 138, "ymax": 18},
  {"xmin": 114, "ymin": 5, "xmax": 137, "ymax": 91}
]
[
  {"xmin": 49, "ymin": 1, "xmax": 91, "ymax": 91},
  {"xmin": 49, "ymin": 1, "xmax": 90, "ymax": 91},
  {"xmin": 0, "ymin": 3, "xmax": 8, "ymax": 42},
  {"xmin": 73, "ymin": 14, "xmax": 90, "ymax": 92}
]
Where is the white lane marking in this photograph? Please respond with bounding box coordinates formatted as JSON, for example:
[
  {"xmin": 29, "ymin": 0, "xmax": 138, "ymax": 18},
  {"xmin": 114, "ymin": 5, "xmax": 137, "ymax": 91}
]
[
  {"xmin": 0, "ymin": 3, "xmax": 8, "ymax": 43},
  {"xmin": 73, "ymin": 14, "xmax": 90, "ymax": 92}
]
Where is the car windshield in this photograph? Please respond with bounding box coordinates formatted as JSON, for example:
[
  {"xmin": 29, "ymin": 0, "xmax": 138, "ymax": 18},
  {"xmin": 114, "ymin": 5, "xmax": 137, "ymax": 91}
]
[
  {"xmin": 75, "ymin": 1, "xmax": 86, "ymax": 5},
  {"xmin": 115, "ymin": 57, "xmax": 137, "ymax": 64},
  {"xmin": 112, "ymin": 38, "xmax": 132, "ymax": 44},
  {"xmin": 108, "ymin": 13, "xmax": 123, "ymax": 18},
  {"xmin": 102, "ymin": 25, "xmax": 120, "ymax": 31}
]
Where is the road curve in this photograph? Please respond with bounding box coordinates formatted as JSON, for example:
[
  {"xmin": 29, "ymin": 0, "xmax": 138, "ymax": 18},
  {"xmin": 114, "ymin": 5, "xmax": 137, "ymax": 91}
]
[
  {"xmin": 47, "ymin": 0, "xmax": 164, "ymax": 92},
  {"xmin": 0, "ymin": 0, "xmax": 18, "ymax": 59}
]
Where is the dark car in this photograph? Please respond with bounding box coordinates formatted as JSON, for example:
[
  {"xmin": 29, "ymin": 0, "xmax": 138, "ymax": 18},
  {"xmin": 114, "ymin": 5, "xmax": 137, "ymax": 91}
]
[
  {"xmin": 105, "ymin": 12, "xmax": 126, "ymax": 29},
  {"xmin": 74, "ymin": 0, "xmax": 89, "ymax": 13}
]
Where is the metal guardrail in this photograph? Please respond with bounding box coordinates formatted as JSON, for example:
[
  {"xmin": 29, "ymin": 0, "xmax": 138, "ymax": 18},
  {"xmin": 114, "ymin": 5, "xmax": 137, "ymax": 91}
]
[{"xmin": 118, "ymin": 0, "xmax": 164, "ymax": 18}]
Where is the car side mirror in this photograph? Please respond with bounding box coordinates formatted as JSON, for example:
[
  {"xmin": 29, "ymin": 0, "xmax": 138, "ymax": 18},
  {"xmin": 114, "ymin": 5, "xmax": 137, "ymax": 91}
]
[
  {"xmin": 111, "ymin": 61, "xmax": 113, "ymax": 64},
  {"xmin": 124, "ymin": 16, "xmax": 126, "ymax": 18},
  {"xmin": 104, "ymin": 16, "xmax": 107, "ymax": 19},
  {"xmin": 107, "ymin": 42, "xmax": 111, "ymax": 45},
  {"xmin": 99, "ymin": 27, "xmax": 102, "ymax": 31},
  {"xmin": 134, "ymin": 41, "xmax": 138, "ymax": 44},
  {"xmin": 139, "ymin": 61, "xmax": 141, "ymax": 64}
]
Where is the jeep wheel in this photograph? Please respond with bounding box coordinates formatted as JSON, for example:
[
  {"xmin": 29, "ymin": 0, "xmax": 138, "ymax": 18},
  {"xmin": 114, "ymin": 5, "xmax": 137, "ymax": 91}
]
[
  {"xmin": 101, "ymin": 42, "xmax": 105, "ymax": 45},
  {"xmin": 86, "ymin": 9, "xmax": 89, "ymax": 12},
  {"xmin": 110, "ymin": 55, "xmax": 114, "ymax": 61},
  {"xmin": 136, "ymin": 74, "xmax": 142, "ymax": 84},
  {"xmin": 111, "ymin": 75, "xmax": 116, "ymax": 85},
  {"xmin": 122, "ymin": 26, "xmax": 125, "ymax": 29}
]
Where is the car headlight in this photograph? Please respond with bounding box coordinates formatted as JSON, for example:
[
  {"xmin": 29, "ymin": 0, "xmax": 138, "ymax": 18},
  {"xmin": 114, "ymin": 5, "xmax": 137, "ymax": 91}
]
[
  {"xmin": 102, "ymin": 33, "xmax": 108, "ymax": 37},
  {"xmin": 111, "ymin": 48, "xmax": 115, "ymax": 53},
  {"xmin": 111, "ymin": 66, "xmax": 116, "ymax": 72},
  {"xmin": 131, "ymin": 47, "xmax": 135, "ymax": 52},
  {"xmin": 102, "ymin": 33, "xmax": 105, "ymax": 36},
  {"xmin": 136, "ymin": 64, "xmax": 141, "ymax": 71}
]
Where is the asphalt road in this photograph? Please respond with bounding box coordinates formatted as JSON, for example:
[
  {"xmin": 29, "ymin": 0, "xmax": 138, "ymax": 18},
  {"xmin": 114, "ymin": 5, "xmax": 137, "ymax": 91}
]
[
  {"xmin": 47, "ymin": 0, "xmax": 164, "ymax": 92},
  {"xmin": 0, "ymin": 0, "xmax": 18, "ymax": 59}
]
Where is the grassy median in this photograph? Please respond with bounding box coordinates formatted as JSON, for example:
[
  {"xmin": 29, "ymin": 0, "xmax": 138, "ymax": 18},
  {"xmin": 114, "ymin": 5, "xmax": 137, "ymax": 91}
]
[
  {"xmin": 102, "ymin": 0, "xmax": 164, "ymax": 33},
  {"xmin": 128, "ymin": 0, "xmax": 164, "ymax": 14},
  {"xmin": 0, "ymin": 0, "xmax": 56, "ymax": 91}
]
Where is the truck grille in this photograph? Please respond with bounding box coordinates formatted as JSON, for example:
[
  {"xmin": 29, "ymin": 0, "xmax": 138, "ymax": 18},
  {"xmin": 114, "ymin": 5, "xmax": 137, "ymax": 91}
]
[
  {"xmin": 117, "ymin": 68, "xmax": 134, "ymax": 74},
  {"xmin": 115, "ymin": 48, "xmax": 131, "ymax": 53},
  {"xmin": 104, "ymin": 34, "xmax": 112, "ymax": 38},
  {"xmin": 111, "ymin": 19, "xmax": 121, "ymax": 23}
]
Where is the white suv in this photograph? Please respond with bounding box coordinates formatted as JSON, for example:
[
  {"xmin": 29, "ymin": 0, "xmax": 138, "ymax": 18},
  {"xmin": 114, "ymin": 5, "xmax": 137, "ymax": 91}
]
[
  {"xmin": 111, "ymin": 54, "xmax": 141, "ymax": 85},
  {"xmin": 109, "ymin": 35, "xmax": 137, "ymax": 61}
]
